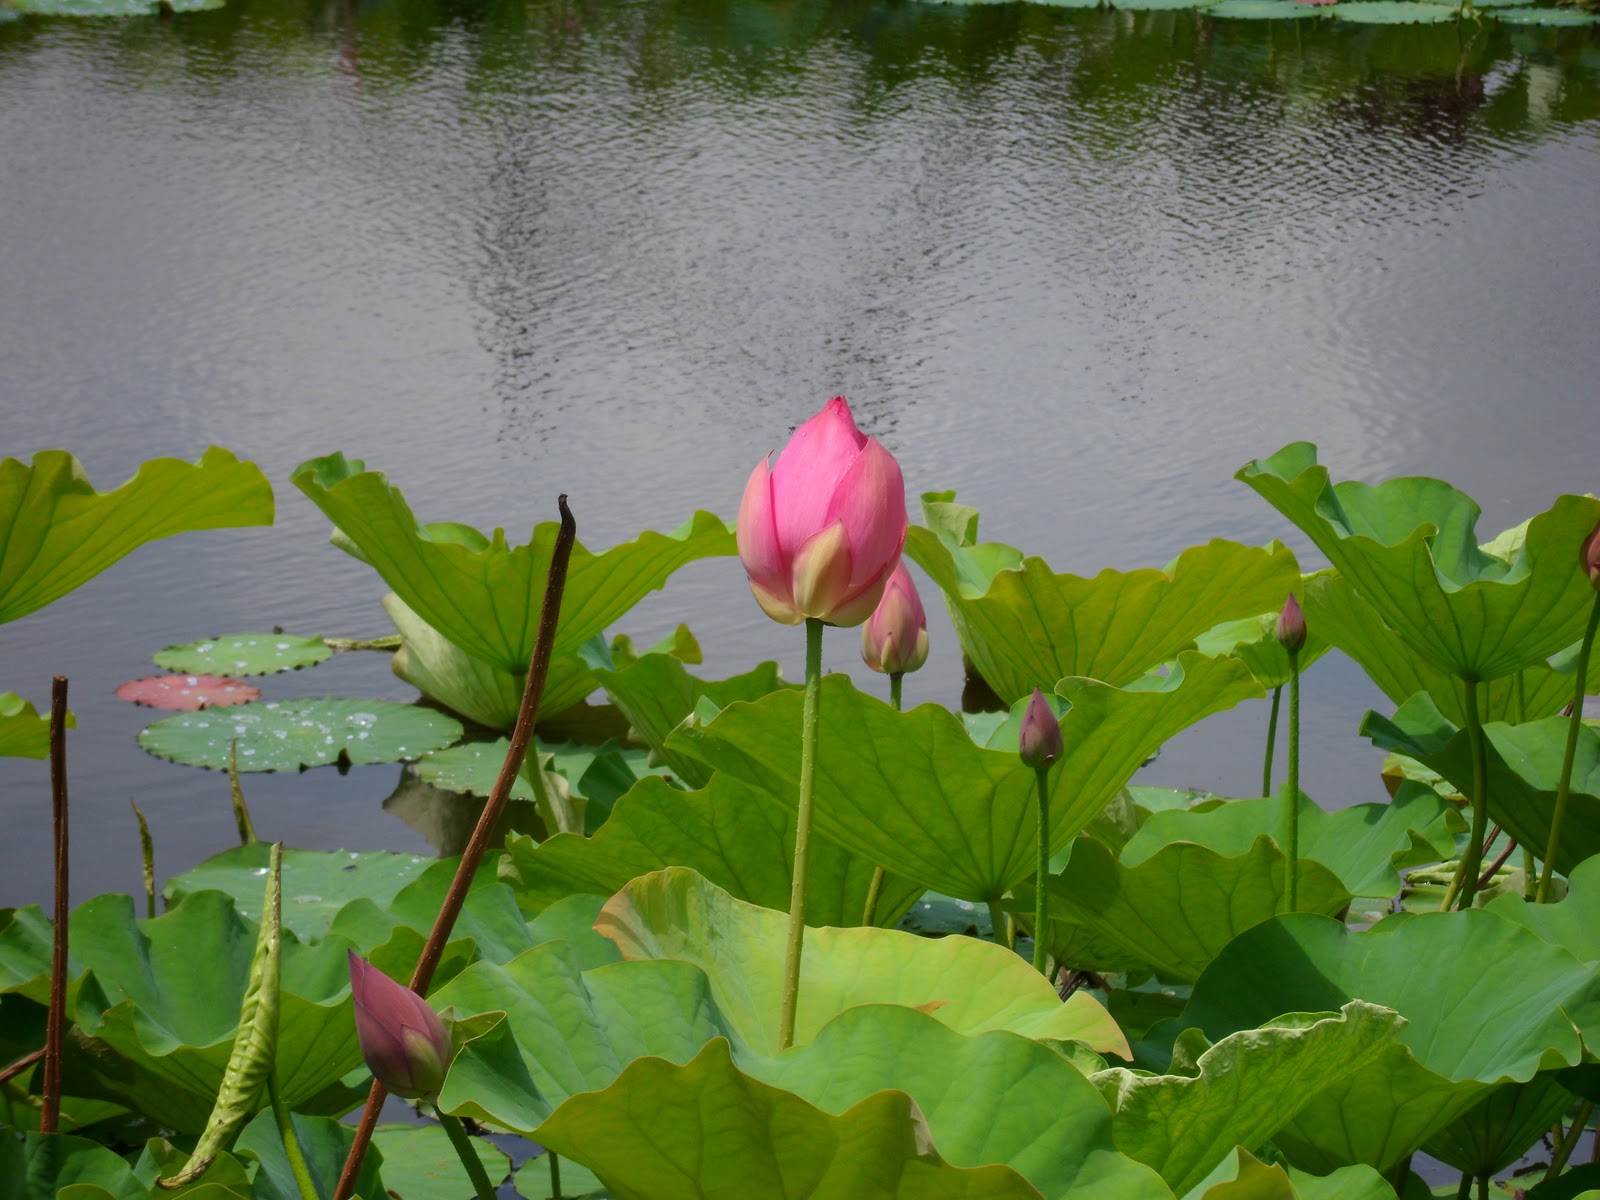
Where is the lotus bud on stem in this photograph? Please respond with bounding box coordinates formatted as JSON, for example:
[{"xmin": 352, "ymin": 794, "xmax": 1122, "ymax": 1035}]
[
  {"xmin": 737, "ymin": 397, "xmax": 908, "ymax": 1049},
  {"xmin": 1275, "ymin": 595, "xmax": 1305, "ymax": 911},
  {"xmin": 1020, "ymin": 688, "xmax": 1063, "ymax": 976},
  {"xmin": 860, "ymin": 563, "xmax": 928, "ymax": 926},
  {"xmin": 1537, "ymin": 521, "xmax": 1600, "ymax": 903}
]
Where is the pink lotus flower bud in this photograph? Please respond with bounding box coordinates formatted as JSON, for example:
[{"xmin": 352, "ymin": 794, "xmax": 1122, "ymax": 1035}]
[
  {"xmin": 1018, "ymin": 688, "xmax": 1062, "ymax": 771},
  {"xmin": 1584, "ymin": 520, "xmax": 1600, "ymax": 590},
  {"xmin": 348, "ymin": 951, "xmax": 452, "ymax": 1100},
  {"xmin": 737, "ymin": 397, "xmax": 908, "ymax": 628},
  {"xmin": 861, "ymin": 563, "xmax": 930, "ymax": 676},
  {"xmin": 1276, "ymin": 593, "xmax": 1307, "ymax": 653}
]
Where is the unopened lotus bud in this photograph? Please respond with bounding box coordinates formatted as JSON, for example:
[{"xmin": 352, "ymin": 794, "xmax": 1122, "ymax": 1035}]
[
  {"xmin": 1018, "ymin": 688, "xmax": 1062, "ymax": 771},
  {"xmin": 861, "ymin": 563, "xmax": 930, "ymax": 676},
  {"xmin": 348, "ymin": 951, "xmax": 452, "ymax": 1100},
  {"xmin": 1276, "ymin": 593, "xmax": 1307, "ymax": 653}
]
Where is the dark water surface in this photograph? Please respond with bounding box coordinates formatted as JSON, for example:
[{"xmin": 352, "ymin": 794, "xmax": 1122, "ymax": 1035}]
[{"xmin": 1, "ymin": 0, "xmax": 1597, "ymax": 908}]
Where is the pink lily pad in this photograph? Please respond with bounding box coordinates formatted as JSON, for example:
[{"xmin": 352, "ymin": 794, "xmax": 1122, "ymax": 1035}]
[{"xmin": 116, "ymin": 674, "xmax": 261, "ymax": 711}]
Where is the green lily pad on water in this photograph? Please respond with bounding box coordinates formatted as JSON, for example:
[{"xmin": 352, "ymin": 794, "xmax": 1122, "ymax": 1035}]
[
  {"xmin": 1493, "ymin": 6, "xmax": 1598, "ymax": 21},
  {"xmin": 138, "ymin": 697, "xmax": 462, "ymax": 772},
  {"xmin": 1207, "ymin": 1, "xmax": 1329, "ymax": 17},
  {"xmin": 1330, "ymin": 2, "xmax": 1456, "ymax": 19},
  {"xmin": 153, "ymin": 633, "xmax": 332, "ymax": 677}
]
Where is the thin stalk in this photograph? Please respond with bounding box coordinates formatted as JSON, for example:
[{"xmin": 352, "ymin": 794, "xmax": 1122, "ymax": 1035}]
[
  {"xmin": 1524, "ymin": 845, "xmax": 1538, "ymax": 902},
  {"xmin": 130, "ymin": 799, "xmax": 155, "ymax": 919},
  {"xmin": 1548, "ymin": 1100, "xmax": 1594, "ymax": 1180},
  {"xmin": 323, "ymin": 634, "xmax": 403, "ymax": 653},
  {"xmin": 269, "ymin": 1076, "xmax": 319, "ymax": 1200},
  {"xmin": 861, "ymin": 671, "xmax": 905, "ymax": 927},
  {"xmin": 778, "ymin": 617, "xmax": 824, "ymax": 1052},
  {"xmin": 1455, "ymin": 1171, "xmax": 1472, "ymax": 1200},
  {"xmin": 1263, "ymin": 685, "xmax": 1282, "ymax": 798},
  {"xmin": 0, "ymin": 1049, "xmax": 43, "ymax": 1088},
  {"xmin": 1456, "ymin": 678, "xmax": 1492, "ymax": 910},
  {"xmin": 228, "ymin": 741, "xmax": 257, "ymax": 845},
  {"xmin": 435, "ymin": 1107, "xmax": 498, "ymax": 1200},
  {"xmin": 1538, "ymin": 595, "xmax": 1600, "ymax": 902},
  {"xmin": 1033, "ymin": 766, "xmax": 1051, "ymax": 976},
  {"xmin": 986, "ymin": 896, "xmax": 1007, "ymax": 949},
  {"xmin": 1283, "ymin": 650, "xmax": 1301, "ymax": 911},
  {"xmin": 550, "ymin": 1150, "xmax": 563, "ymax": 1200},
  {"xmin": 42, "ymin": 676, "xmax": 69, "ymax": 1134},
  {"xmin": 334, "ymin": 496, "xmax": 576, "ymax": 1200},
  {"xmin": 1477, "ymin": 836, "xmax": 1516, "ymax": 893}
]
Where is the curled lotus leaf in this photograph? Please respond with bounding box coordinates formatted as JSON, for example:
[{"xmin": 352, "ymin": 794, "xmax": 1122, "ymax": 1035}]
[
  {"xmin": 1238, "ymin": 443, "xmax": 1600, "ymax": 682},
  {"xmin": 0, "ymin": 690, "xmax": 62, "ymax": 759}
]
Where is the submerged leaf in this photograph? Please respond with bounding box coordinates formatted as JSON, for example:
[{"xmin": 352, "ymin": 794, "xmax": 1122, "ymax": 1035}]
[{"xmin": 0, "ymin": 448, "xmax": 273, "ymax": 626}]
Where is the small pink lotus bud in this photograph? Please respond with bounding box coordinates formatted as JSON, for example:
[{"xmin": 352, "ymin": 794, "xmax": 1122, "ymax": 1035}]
[
  {"xmin": 736, "ymin": 397, "xmax": 909, "ymax": 628},
  {"xmin": 1018, "ymin": 688, "xmax": 1062, "ymax": 771},
  {"xmin": 1276, "ymin": 593, "xmax": 1307, "ymax": 653},
  {"xmin": 861, "ymin": 563, "xmax": 930, "ymax": 676},
  {"xmin": 348, "ymin": 951, "xmax": 452, "ymax": 1099},
  {"xmin": 1583, "ymin": 520, "xmax": 1600, "ymax": 590}
]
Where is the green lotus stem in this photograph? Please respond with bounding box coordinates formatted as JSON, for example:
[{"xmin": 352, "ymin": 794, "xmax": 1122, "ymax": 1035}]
[
  {"xmin": 1263, "ymin": 685, "xmax": 1282, "ymax": 798},
  {"xmin": 778, "ymin": 617, "xmax": 824, "ymax": 1052},
  {"xmin": 1283, "ymin": 649, "xmax": 1301, "ymax": 911},
  {"xmin": 986, "ymin": 895, "xmax": 1008, "ymax": 949},
  {"xmin": 550, "ymin": 1150, "xmax": 563, "ymax": 1199},
  {"xmin": 1538, "ymin": 595, "xmax": 1600, "ymax": 903},
  {"xmin": 1032, "ymin": 766, "xmax": 1052, "ymax": 975},
  {"xmin": 435, "ymin": 1106, "xmax": 498, "ymax": 1200},
  {"xmin": 1524, "ymin": 845, "xmax": 1537, "ymax": 901},
  {"xmin": 861, "ymin": 672, "xmax": 906, "ymax": 927},
  {"xmin": 130, "ymin": 799, "xmax": 155, "ymax": 919},
  {"xmin": 269, "ymin": 1076, "xmax": 319, "ymax": 1200},
  {"xmin": 1547, "ymin": 1099, "xmax": 1594, "ymax": 1180},
  {"xmin": 1476, "ymin": 1175, "xmax": 1488, "ymax": 1200},
  {"xmin": 1454, "ymin": 1171, "xmax": 1472, "ymax": 1200},
  {"xmin": 1455, "ymin": 678, "xmax": 1492, "ymax": 911}
]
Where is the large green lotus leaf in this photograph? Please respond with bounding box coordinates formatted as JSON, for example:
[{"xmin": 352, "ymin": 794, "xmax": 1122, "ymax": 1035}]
[
  {"xmin": 1420, "ymin": 1075, "xmax": 1574, "ymax": 1177},
  {"xmin": 1238, "ymin": 444, "xmax": 1600, "ymax": 682},
  {"xmin": 669, "ymin": 657, "xmax": 1258, "ymax": 902},
  {"xmin": 413, "ymin": 736, "xmax": 657, "ymax": 816},
  {"xmin": 1, "ymin": 1133, "xmax": 146, "ymax": 1200},
  {"xmin": 292, "ymin": 453, "xmax": 735, "ymax": 675},
  {"xmin": 1363, "ymin": 693, "xmax": 1600, "ymax": 877},
  {"xmin": 516, "ymin": 1156, "xmax": 609, "ymax": 1200},
  {"xmin": 138, "ymin": 698, "xmax": 462, "ymax": 772},
  {"xmin": 164, "ymin": 843, "xmax": 435, "ymax": 939},
  {"xmin": 371, "ymin": 1123, "xmax": 512, "ymax": 1200},
  {"xmin": 1167, "ymin": 911, "xmax": 1600, "ymax": 1171},
  {"xmin": 153, "ymin": 633, "xmax": 333, "ymax": 677},
  {"xmin": 0, "ymin": 691, "xmax": 57, "ymax": 759},
  {"xmin": 1192, "ymin": 610, "xmax": 1330, "ymax": 690},
  {"xmin": 1122, "ymin": 783, "xmax": 1461, "ymax": 899},
  {"xmin": 1096, "ymin": 1003, "xmax": 1403, "ymax": 1195},
  {"xmin": 1018, "ymin": 835, "xmax": 1351, "ymax": 982},
  {"xmin": 534, "ymin": 1038, "xmax": 1048, "ymax": 1200},
  {"xmin": 1302, "ymin": 571, "xmax": 1589, "ymax": 726},
  {"xmin": 594, "ymin": 867, "xmax": 1129, "ymax": 1057},
  {"xmin": 234, "ymin": 1107, "xmax": 388, "ymax": 1200},
  {"xmin": 0, "ymin": 891, "xmax": 363, "ymax": 1132},
  {"xmin": 383, "ymin": 592, "xmax": 595, "ymax": 729},
  {"xmin": 596, "ymin": 653, "xmax": 797, "ymax": 788},
  {"xmin": 0, "ymin": 448, "xmax": 273, "ymax": 626},
  {"xmin": 499, "ymin": 773, "xmax": 922, "ymax": 928},
  {"xmin": 905, "ymin": 492, "xmax": 1300, "ymax": 702},
  {"xmin": 1186, "ymin": 1149, "xmax": 1396, "ymax": 1200},
  {"xmin": 1484, "ymin": 856, "xmax": 1600, "ymax": 965}
]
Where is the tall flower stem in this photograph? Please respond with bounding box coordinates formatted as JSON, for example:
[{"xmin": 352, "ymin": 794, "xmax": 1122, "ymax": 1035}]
[
  {"xmin": 778, "ymin": 617, "xmax": 825, "ymax": 1051},
  {"xmin": 1455, "ymin": 678, "xmax": 1492, "ymax": 911},
  {"xmin": 269, "ymin": 1076, "xmax": 319, "ymax": 1200},
  {"xmin": 861, "ymin": 672, "xmax": 905, "ymax": 927},
  {"xmin": 1032, "ymin": 766, "xmax": 1052, "ymax": 976},
  {"xmin": 434, "ymin": 1105, "xmax": 498, "ymax": 1200},
  {"xmin": 1263, "ymin": 685, "xmax": 1282, "ymax": 798},
  {"xmin": 1538, "ymin": 595, "xmax": 1600, "ymax": 902},
  {"xmin": 1283, "ymin": 650, "xmax": 1301, "ymax": 912},
  {"xmin": 41, "ymin": 676, "xmax": 69, "ymax": 1135},
  {"xmin": 550, "ymin": 1150, "xmax": 564, "ymax": 1200}
]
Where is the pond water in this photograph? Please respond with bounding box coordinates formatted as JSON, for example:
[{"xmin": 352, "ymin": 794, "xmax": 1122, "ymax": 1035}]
[{"xmin": 0, "ymin": 0, "xmax": 1597, "ymax": 912}]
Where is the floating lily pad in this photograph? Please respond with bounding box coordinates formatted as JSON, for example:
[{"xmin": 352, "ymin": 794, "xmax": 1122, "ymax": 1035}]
[
  {"xmin": 153, "ymin": 634, "xmax": 332, "ymax": 677},
  {"xmin": 1330, "ymin": 1, "xmax": 1456, "ymax": 18},
  {"xmin": 138, "ymin": 698, "xmax": 462, "ymax": 772},
  {"xmin": 115, "ymin": 674, "xmax": 259, "ymax": 712},
  {"xmin": 1208, "ymin": 0, "xmax": 1328, "ymax": 16},
  {"xmin": 1494, "ymin": 6, "xmax": 1598, "ymax": 21}
]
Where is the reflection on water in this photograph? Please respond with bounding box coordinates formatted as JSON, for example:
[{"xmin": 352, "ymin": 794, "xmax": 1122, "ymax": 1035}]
[{"xmin": 0, "ymin": 0, "xmax": 1596, "ymax": 907}]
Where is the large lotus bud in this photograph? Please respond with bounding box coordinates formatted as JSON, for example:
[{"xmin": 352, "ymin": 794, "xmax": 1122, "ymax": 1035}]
[
  {"xmin": 1276, "ymin": 593, "xmax": 1307, "ymax": 653},
  {"xmin": 861, "ymin": 563, "xmax": 930, "ymax": 676},
  {"xmin": 347, "ymin": 952, "xmax": 451, "ymax": 1100},
  {"xmin": 736, "ymin": 397, "xmax": 909, "ymax": 628},
  {"xmin": 1018, "ymin": 688, "xmax": 1063, "ymax": 771}
]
